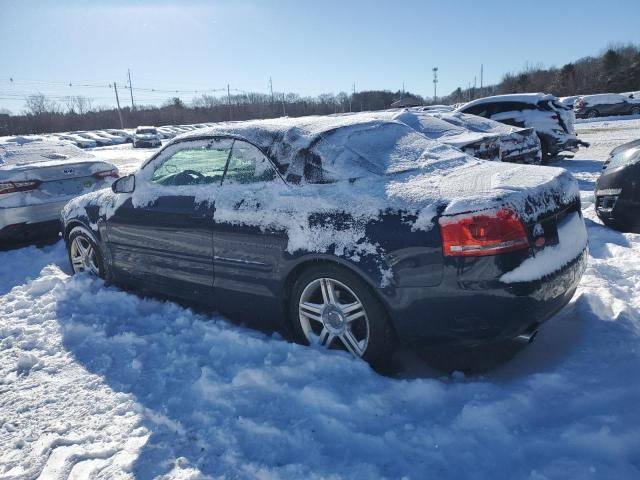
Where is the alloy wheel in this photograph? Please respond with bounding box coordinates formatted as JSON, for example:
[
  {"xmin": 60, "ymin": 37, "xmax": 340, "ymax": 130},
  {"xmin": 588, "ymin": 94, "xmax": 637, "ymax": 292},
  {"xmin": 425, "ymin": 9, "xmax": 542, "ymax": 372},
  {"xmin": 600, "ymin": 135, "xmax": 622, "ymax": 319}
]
[
  {"xmin": 70, "ymin": 235, "xmax": 100, "ymax": 276},
  {"xmin": 298, "ymin": 277, "xmax": 370, "ymax": 357}
]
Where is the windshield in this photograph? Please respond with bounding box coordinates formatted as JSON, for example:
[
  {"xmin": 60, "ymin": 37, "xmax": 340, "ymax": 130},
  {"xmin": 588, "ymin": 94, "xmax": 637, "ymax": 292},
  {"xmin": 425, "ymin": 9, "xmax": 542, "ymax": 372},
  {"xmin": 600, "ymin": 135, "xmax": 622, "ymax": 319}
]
[
  {"xmin": 137, "ymin": 128, "xmax": 157, "ymax": 134},
  {"xmin": 607, "ymin": 147, "xmax": 640, "ymax": 170}
]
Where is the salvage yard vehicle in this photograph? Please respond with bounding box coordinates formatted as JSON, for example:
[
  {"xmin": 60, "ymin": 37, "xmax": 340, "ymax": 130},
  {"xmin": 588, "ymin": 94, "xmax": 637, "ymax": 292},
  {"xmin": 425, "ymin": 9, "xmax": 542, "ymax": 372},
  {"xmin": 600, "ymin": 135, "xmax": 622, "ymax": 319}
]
[
  {"xmin": 360, "ymin": 110, "xmax": 502, "ymax": 162},
  {"xmin": 74, "ymin": 131, "xmax": 113, "ymax": 147},
  {"xmin": 427, "ymin": 110, "xmax": 542, "ymax": 164},
  {"xmin": 62, "ymin": 115, "xmax": 587, "ymax": 366},
  {"xmin": 574, "ymin": 93, "xmax": 640, "ymax": 119},
  {"xmin": 595, "ymin": 139, "xmax": 640, "ymax": 232},
  {"xmin": 0, "ymin": 139, "xmax": 118, "ymax": 244},
  {"xmin": 57, "ymin": 133, "xmax": 98, "ymax": 149},
  {"xmin": 457, "ymin": 93, "xmax": 589, "ymax": 161},
  {"xmin": 133, "ymin": 126, "xmax": 162, "ymax": 148}
]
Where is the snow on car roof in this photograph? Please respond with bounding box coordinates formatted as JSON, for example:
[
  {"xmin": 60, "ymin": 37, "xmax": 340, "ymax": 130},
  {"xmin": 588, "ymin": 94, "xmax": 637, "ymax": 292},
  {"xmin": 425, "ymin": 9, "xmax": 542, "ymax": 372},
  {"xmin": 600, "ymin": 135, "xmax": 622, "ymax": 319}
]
[
  {"xmin": 0, "ymin": 138, "xmax": 93, "ymax": 168},
  {"xmin": 460, "ymin": 93, "xmax": 558, "ymax": 110},
  {"xmin": 165, "ymin": 114, "xmax": 473, "ymax": 179}
]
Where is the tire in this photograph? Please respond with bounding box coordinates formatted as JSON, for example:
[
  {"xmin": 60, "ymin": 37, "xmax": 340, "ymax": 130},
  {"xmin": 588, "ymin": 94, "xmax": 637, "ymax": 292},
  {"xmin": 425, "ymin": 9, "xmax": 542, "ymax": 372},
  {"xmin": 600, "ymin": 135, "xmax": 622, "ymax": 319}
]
[
  {"xmin": 67, "ymin": 226, "xmax": 108, "ymax": 280},
  {"xmin": 539, "ymin": 137, "xmax": 553, "ymax": 164},
  {"xmin": 631, "ymin": 106, "xmax": 640, "ymax": 116},
  {"xmin": 586, "ymin": 109, "xmax": 599, "ymax": 119},
  {"xmin": 289, "ymin": 265, "xmax": 395, "ymax": 366}
]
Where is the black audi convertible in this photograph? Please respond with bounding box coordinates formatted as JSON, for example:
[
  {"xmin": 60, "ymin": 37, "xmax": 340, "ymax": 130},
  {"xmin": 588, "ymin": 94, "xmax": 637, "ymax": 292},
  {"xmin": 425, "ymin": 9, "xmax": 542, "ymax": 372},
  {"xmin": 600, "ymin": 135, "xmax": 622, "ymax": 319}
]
[{"xmin": 62, "ymin": 115, "xmax": 587, "ymax": 365}]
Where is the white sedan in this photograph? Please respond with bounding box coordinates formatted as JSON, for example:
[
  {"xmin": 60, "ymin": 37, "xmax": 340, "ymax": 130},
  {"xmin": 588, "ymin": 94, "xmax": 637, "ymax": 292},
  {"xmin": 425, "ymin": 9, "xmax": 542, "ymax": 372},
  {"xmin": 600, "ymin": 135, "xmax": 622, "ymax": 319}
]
[{"xmin": 0, "ymin": 138, "xmax": 118, "ymax": 244}]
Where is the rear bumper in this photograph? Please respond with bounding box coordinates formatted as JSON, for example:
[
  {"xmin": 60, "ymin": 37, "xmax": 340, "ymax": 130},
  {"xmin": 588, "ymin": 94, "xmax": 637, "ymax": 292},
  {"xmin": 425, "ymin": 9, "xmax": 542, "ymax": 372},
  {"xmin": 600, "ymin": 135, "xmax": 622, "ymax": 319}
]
[
  {"xmin": 134, "ymin": 140, "xmax": 161, "ymax": 148},
  {"xmin": 0, "ymin": 198, "xmax": 70, "ymax": 235},
  {"xmin": 385, "ymin": 248, "xmax": 588, "ymax": 347}
]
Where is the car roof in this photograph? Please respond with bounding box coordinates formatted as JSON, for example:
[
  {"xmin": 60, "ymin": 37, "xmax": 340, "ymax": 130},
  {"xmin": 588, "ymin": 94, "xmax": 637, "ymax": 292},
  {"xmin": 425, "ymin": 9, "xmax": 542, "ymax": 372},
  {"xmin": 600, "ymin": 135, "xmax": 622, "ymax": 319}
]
[
  {"xmin": 163, "ymin": 114, "xmax": 469, "ymax": 179},
  {"xmin": 460, "ymin": 93, "xmax": 557, "ymax": 110}
]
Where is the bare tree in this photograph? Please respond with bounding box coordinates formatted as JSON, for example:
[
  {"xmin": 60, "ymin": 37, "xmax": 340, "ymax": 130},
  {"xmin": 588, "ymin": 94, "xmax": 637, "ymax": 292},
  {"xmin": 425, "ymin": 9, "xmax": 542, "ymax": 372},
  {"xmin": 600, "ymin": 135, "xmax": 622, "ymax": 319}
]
[
  {"xmin": 24, "ymin": 93, "xmax": 58, "ymax": 115},
  {"xmin": 64, "ymin": 95, "xmax": 93, "ymax": 115}
]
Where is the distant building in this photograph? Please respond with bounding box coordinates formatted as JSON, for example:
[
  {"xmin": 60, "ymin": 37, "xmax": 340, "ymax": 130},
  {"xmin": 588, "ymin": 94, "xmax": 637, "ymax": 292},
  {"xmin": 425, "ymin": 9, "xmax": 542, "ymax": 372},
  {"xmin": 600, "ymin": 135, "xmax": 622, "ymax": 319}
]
[{"xmin": 390, "ymin": 96, "xmax": 422, "ymax": 108}]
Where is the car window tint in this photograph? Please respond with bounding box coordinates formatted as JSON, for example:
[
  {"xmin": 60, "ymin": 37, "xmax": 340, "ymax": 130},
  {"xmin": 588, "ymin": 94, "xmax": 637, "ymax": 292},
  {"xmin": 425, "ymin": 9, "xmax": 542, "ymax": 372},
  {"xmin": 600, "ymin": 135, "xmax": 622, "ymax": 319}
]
[
  {"xmin": 223, "ymin": 141, "xmax": 278, "ymax": 185},
  {"xmin": 151, "ymin": 141, "xmax": 232, "ymax": 186}
]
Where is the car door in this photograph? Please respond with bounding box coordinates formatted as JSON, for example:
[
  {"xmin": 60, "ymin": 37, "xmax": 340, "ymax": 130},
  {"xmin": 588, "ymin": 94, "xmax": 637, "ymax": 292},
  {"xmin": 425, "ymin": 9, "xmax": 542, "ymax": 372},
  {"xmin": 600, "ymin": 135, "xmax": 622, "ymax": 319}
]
[
  {"xmin": 211, "ymin": 139, "xmax": 288, "ymax": 317},
  {"xmin": 106, "ymin": 139, "xmax": 232, "ymax": 303}
]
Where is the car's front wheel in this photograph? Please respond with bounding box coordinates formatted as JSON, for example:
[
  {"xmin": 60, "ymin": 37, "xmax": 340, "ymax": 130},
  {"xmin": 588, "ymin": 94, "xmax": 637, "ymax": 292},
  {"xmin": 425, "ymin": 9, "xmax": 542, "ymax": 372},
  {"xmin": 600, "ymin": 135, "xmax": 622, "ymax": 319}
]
[
  {"xmin": 68, "ymin": 227, "xmax": 106, "ymax": 278},
  {"xmin": 290, "ymin": 266, "xmax": 395, "ymax": 366},
  {"xmin": 586, "ymin": 109, "xmax": 599, "ymax": 119}
]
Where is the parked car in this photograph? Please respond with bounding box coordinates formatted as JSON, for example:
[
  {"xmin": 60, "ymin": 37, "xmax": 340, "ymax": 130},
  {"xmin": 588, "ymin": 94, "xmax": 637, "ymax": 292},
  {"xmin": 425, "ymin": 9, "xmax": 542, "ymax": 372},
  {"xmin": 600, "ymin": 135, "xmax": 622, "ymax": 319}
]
[
  {"xmin": 574, "ymin": 93, "xmax": 640, "ymax": 119},
  {"xmin": 95, "ymin": 131, "xmax": 127, "ymax": 145},
  {"xmin": 357, "ymin": 110, "xmax": 501, "ymax": 162},
  {"xmin": 457, "ymin": 93, "xmax": 589, "ymax": 161},
  {"xmin": 57, "ymin": 134, "xmax": 97, "ymax": 149},
  {"xmin": 595, "ymin": 139, "xmax": 640, "ymax": 232},
  {"xmin": 106, "ymin": 129, "xmax": 134, "ymax": 143},
  {"xmin": 427, "ymin": 110, "xmax": 542, "ymax": 164},
  {"xmin": 1, "ymin": 139, "xmax": 118, "ymax": 244},
  {"xmin": 133, "ymin": 126, "xmax": 162, "ymax": 148},
  {"xmin": 74, "ymin": 131, "xmax": 113, "ymax": 147},
  {"xmin": 559, "ymin": 96, "xmax": 580, "ymax": 109},
  {"xmin": 157, "ymin": 127, "xmax": 178, "ymax": 139},
  {"xmin": 61, "ymin": 115, "xmax": 587, "ymax": 365}
]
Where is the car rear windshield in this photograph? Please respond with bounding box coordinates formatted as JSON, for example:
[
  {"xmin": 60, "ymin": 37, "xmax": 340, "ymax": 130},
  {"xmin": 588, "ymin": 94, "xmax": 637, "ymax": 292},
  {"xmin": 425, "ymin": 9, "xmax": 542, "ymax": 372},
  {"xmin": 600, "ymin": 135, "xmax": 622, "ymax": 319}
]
[
  {"xmin": 137, "ymin": 128, "xmax": 157, "ymax": 134},
  {"xmin": 311, "ymin": 122, "xmax": 435, "ymax": 180}
]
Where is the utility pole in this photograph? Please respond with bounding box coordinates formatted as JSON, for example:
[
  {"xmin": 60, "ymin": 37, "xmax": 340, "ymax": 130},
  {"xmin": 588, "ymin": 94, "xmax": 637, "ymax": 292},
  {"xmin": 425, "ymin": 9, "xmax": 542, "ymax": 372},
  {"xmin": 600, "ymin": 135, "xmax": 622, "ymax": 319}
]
[
  {"xmin": 113, "ymin": 82, "xmax": 124, "ymax": 128},
  {"xmin": 269, "ymin": 77, "xmax": 274, "ymax": 104},
  {"xmin": 128, "ymin": 69, "xmax": 135, "ymax": 110},
  {"xmin": 281, "ymin": 92, "xmax": 286, "ymax": 116},
  {"xmin": 432, "ymin": 67, "xmax": 438, "ymax": 102},
  {"xmin": 480, "ymin": 64, "xmax": 484, "ymax": 97},
  {"xmin": 227, "ymin": 83, "xmax": 232, "ymax": 120}
]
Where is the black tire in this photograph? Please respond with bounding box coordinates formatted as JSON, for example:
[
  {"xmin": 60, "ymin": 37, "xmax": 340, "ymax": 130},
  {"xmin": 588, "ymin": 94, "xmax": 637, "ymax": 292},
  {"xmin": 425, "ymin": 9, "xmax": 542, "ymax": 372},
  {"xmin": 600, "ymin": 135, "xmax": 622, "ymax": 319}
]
[
  {"xmin": 539, "ymin": 138, "xmax": 553, "ymax": 164},
  {"xmin": 586, "ymin": 109, "xmax": 599, "ymax": 119},
  {"xmin": 67, "ymin": 226, "xmax": 109, "ymax": 280},
  {"xmin": 289, "ymin": 264, "xmax": 395, "ymax": 366},
  {"xmin": 631, "ymin": 106, "xmax": 640, "ymax": 116}
]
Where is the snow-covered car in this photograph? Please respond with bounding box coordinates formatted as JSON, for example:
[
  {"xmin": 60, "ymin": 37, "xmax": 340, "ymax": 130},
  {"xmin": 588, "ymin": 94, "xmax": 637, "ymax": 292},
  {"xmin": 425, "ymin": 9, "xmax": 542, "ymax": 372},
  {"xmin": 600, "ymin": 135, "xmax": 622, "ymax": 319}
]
[
  {"xmin": 457, "ymin": 93, "xmax": 589, "ymax": 161},
  {"xmin": 57, "ymin": 134, "xmax": 97, "ymax": 149},
  {"xmin": 106, "ymin": 129, "xmax": 133, "ymax": 143},
  {"xmin": 61, "ymin": 115, "xmax": 587, "ymax": 365},
  {"xmin": 157, "ymin": 127, "xmax": 178, "ymax": 139},
  {"xmin": 559, "ymin": 95, "xmax": 580, "ymax": 109},
  {"xmin": 574, "ymin": 93, "xmax": 640, "ymax": 119},
  {"xmin": 74, "ymin": 131, "xmax": 113, "ymax": 147},
  {"xmin": 595, "ymin": 139, "xmax": 640, "ymax": 232},
  {"xmin": 95, "ymin": 131, "xmax": 127, "ymax": 145},
  {"xmin": 133, "ymin": 126, "xmax": 162, "ymax": 148},
  {"xmin": 0, "ymin": 139, "xmax": 118, "ymax": 244},
  {"xmin": 426, "ymin": 110, "xmax": 542, "ymax": 164},
  {"xmin": 358, "ymin": 110, "xmax": 502, "ymax": 162}
]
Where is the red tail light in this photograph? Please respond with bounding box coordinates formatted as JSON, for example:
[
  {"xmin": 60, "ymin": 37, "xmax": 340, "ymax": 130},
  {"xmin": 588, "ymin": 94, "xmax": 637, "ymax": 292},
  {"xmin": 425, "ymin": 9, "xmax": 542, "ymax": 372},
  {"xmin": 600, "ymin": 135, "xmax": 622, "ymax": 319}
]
[
  {"xmin": 0, "ymin": 180, "xmax": 42, "ymax": 195},
  {"xmin": 93, "ymin": 169, "xmax": 119, "ymax": 180},
  {"xmin": 440, "ymin": 208, "xmax": 530, "ymax": 257}
]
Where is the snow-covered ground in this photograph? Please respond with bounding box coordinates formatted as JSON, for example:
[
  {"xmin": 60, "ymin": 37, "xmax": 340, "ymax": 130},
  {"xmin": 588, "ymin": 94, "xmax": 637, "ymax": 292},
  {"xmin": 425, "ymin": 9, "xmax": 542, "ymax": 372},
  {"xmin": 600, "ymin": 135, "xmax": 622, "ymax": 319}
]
[{"xmin": 1, "ymin": 120, "xmax": 640, "ymax": 479}]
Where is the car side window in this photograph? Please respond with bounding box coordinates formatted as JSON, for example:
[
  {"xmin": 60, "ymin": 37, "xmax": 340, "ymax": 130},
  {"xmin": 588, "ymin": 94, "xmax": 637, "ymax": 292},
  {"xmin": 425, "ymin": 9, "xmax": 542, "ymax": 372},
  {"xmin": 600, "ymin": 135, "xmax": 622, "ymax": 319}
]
[
  {"xmin": 150, "ymin": 140, "xmax": 232, "ymax": 186},
  {"xmin": 464, "ymin": 103, "xmax": 493, "ymax": 118},
  {"xmin": 222, "ymin": 140, "xmax": 278, "ymax": 185}
]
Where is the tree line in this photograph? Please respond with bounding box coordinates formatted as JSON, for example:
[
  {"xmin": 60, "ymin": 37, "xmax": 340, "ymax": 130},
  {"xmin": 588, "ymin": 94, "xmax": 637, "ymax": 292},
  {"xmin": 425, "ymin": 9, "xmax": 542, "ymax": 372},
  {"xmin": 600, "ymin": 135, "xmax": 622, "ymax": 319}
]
[{"xmin": 2, "ymin": 43, "xmax": 639, "ymax": 136}]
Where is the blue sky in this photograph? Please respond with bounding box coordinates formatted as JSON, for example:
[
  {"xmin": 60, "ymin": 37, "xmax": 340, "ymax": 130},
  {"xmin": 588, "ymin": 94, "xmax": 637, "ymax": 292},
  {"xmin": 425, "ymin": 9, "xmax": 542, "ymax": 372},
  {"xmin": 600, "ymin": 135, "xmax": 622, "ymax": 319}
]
[{"xmin": 1, "ymin": 0, "xmax": 639, "ymax": 113}]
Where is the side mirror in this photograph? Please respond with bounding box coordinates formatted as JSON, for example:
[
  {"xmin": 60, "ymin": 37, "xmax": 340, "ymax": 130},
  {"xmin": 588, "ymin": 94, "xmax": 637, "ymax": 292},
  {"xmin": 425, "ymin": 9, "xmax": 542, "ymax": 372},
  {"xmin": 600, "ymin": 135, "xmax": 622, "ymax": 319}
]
[{"xmin": 112, "ymin": 174, "xmax": 135, "ymax": 194}]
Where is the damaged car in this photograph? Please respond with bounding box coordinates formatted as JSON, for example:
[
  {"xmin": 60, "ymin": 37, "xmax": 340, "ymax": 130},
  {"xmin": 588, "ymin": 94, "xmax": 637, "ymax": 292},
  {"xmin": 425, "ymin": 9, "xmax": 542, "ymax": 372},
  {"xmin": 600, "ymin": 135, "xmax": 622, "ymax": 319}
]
[
  {"xmin": 457, "ymin": 93, "xmax": 589, "ymax": 161},
  {"xmin": 61, "ymin": 116, "xmax": 587, "ymax": 366}
]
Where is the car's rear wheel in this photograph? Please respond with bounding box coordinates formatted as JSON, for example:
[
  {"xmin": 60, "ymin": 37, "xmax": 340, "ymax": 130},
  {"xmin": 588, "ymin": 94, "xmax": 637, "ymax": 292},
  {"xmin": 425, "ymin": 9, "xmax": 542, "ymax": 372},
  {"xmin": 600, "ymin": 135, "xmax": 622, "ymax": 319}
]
[
  {"xmin": 290, "ymin": 266, "xmax": 395, "ymax": 366},
  {"xmin": 68, "ymin": 227, "xmax": 106, "ymax": 278},
  {"xmin": 586, "ymin": 109, "xmax": 599, "ymax": 119},
  {"xmin": 631, "ymin": 106, "xmax": 640, "ymax": 115}
]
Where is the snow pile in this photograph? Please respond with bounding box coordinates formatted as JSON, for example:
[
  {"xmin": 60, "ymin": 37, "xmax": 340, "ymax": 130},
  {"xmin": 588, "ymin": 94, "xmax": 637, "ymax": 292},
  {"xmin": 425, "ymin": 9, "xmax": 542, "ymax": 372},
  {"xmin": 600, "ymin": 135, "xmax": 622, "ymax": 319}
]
[{"xmin": 501, "ymin": 212, "xmax": 588, "ymax": 283}]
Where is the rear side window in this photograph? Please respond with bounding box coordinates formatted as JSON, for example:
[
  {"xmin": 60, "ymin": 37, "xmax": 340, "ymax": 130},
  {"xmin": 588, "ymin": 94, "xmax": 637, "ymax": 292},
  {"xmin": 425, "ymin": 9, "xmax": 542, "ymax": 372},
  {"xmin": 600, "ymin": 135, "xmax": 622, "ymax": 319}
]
[
  {"xmin": 223, "ymin": 141, "xmax": 279, "ymax": 185},
  {"xmin": 491, "ymin": 102, "xmax": 534, "ymax": 114}
]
